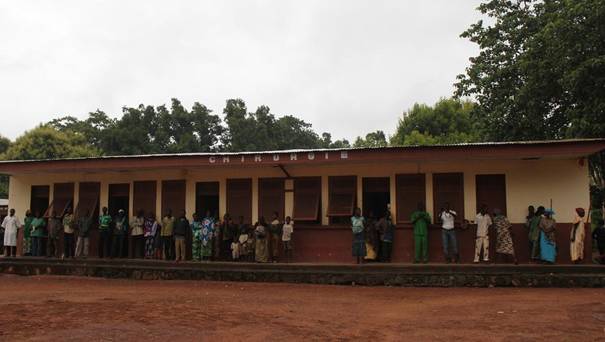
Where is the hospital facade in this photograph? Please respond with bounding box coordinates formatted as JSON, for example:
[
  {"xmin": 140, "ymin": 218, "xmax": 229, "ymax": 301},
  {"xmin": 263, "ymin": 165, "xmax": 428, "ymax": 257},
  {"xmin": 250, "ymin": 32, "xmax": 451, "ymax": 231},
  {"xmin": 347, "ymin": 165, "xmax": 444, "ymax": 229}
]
[{"xmin": 1, "ymin": 139, "xmax": 603, "ymax": 263}]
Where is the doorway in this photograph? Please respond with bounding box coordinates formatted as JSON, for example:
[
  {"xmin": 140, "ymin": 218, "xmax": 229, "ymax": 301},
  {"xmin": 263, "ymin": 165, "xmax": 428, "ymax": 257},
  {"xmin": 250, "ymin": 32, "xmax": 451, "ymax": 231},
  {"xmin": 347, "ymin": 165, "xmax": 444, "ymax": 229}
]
[
  {"xmin": 109, "ymin": 184, "xmax": 130, "ymax": 217},
  {"xmin": 362, "ymin": 177, "xmax": 390, "ymax": 219},
  {"xmin": 30, "ymin": 185, "xmax": 50, "ymax": 217},
  {"xmin": 196, "ymin": 182, "xmax": 219, "ymax": 219}
]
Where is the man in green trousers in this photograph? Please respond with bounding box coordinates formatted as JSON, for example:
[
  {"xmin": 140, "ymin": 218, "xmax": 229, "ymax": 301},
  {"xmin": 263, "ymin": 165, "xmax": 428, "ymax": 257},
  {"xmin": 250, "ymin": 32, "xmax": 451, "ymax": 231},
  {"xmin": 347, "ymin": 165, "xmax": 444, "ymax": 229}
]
[{"xmin": 411, "ymin": 202, "xmax": 431, "ymax": 263}]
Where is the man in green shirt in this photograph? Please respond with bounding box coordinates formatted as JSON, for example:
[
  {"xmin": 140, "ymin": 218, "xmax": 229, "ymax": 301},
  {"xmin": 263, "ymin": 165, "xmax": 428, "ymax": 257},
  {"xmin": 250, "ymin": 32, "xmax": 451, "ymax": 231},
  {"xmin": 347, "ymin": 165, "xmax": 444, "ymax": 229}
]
[
  {"xmin": 30, "ymin": 211, "xmax": 47, "ymax": 257},
  {"xmin": 98, "ymin": 207, "xmax": 112, "ymax": 258},
  {"xmin": 22, "ymin": 210, "xmax": 33, "ymax": 256},
  {"xmin": 161, "ymin": 210, "xmax": 175, "ymax": 260},
  {"xmin": 411, "ymin": 202, "xmax": 431, "ymax": 263}
]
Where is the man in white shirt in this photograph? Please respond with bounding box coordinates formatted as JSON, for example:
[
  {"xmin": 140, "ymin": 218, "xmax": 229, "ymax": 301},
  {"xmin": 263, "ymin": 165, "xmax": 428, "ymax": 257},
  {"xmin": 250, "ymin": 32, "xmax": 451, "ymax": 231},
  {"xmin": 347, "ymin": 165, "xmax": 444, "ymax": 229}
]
[
  {"xmin": 439, "ymin": 203, "xmax": 458, "ymax": 263},
  {"xmin": 2, "ymin": 209, "xmax": 21, "ymax": 257},
  {"xmin": 474, "ymin": 204, "xmax": 493, "ymax": 263}
]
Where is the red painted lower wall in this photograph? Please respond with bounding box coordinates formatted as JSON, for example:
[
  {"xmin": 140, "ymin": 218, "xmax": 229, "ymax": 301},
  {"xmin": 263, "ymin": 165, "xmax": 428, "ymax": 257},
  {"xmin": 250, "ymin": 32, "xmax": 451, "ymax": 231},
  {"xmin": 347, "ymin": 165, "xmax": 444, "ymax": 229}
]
[
  {"xmin": 291, "ymin": 223, "xmax": 593, "ymax": 264},
  {"xmin": 15, "ymin": 223, "xmax": 593, "ymax": 264}
]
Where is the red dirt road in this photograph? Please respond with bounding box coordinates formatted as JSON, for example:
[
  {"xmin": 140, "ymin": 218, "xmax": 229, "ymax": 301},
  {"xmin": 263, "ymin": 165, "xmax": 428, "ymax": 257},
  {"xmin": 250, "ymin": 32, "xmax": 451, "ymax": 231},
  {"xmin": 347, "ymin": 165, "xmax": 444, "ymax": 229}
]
[{"xmin": 0, "ymin": 275, "xmax": 604, "ymax": 341}]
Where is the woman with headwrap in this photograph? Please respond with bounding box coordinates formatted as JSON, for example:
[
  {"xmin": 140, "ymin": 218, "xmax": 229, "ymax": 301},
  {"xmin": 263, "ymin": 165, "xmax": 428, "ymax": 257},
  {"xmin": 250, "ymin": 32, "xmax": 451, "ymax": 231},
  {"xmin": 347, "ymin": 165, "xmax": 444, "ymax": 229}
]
[
  {"xmin": 539, "ymin": 209, "xmax": 557, "ymax": 264},
  {"xmin": 570, "ymin": 208, "xmax": 587, "ymax": 264}
]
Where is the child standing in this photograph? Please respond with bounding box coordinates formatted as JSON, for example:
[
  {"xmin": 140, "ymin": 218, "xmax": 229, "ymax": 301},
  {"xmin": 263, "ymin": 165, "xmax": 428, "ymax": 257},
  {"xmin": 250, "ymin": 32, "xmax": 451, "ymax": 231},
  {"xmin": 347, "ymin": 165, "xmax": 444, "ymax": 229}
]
[
  {"xmin": 237, "ymin": 227, "xmax": 250, "ymax": 262},
  {"xmin": 282, "ymin": 216, "xmax": 294, "ymax": 263}
]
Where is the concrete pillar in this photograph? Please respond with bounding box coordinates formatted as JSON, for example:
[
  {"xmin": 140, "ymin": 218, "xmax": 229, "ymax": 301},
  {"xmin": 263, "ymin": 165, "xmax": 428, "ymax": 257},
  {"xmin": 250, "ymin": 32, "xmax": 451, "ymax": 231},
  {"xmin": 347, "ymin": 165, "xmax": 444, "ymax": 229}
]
[
  {"xmin": 464, "ymin": 172, "xmax": 476, "ymax": 220},
  {"xmin": 73, "ymin": 182, "xmax": 80, "ymax": 213},
  {"xmin": 128, "ymin": 181, "xmax": 134, "ymax": 219},
  {"xmin": 219, "ymin": 178, "xmax": 227, "ymax": 221},
  {"xmin": 251, "ymin": 177, "xmax": 259, "ymax": 224},
  {"xmin": 155, "ymin": 180, "xmax": 162, "ymax": 219},
  {"xmin": 389, "ymin": 174, "xmax": 397, "ymax": 221},
  {"xmin": 425, "ymin": 173, "xmax": 433, "ymax": 223},
  {"xmin": 99, "ymin": 180, "xmax": 109, "ymax": 210},
  {"xmin": 321, "ymin": 175, "xmax": 329, "ymax": 225},
  {"xmin": 356, "ymin": 176, "xmax": 363, "ymax": 211},
  {"xmin": 185, "ymin": 178, "xmax": 196, "ymax": 219},
  {"xmin": 284, "ymin": 179, "xmax": 294, "ymax": 218}
]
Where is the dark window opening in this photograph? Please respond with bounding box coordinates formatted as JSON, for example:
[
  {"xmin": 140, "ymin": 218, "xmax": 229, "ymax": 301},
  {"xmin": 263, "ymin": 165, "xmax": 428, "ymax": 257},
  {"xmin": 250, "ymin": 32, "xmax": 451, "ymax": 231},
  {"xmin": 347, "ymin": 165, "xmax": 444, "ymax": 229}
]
[
  {"xmin": 133, "ymin": 181, "xmax": 157, "ymax": 217},
  {"xmin": 108, "ymin": 183, "xmax": 130, "ymax": 218},
  {"xmin": 362, "ymin": 177, "xmax": 390, "ymax": 219},
  {"xmin": 30, "ymin": 185, "xmax": 50, "ymax": 217},
  {"xmin": 476, "ymin": 174, "xmax": 507, "ymax": 215},
  {"xmin": 396, "ymin": 174, "xmax": 426, "ymax": 224},
  {"xmin": 292, "ymin": 177, "xmax": 321, "ymax": 224},
  {"xmin": 433, "ymin": 173, "xmax": 464, "ymax": 226},
  {"xmin": 162, "ymin": 180, "xmax": 186, "ymax": 218},
  {"xmin": 196, "ymin": 181, "xmax": 219, "ymax": 219},
  {"xmin": 328, "ymin": 176, "xmax": 356, "ymax": 225},
  {"xmin": 259, "ymin": 178, "xmax": 284, "ymax": 222},
  {"xmin": 227, "ymin": 179, "xmax": 252, "ymax": 224}
]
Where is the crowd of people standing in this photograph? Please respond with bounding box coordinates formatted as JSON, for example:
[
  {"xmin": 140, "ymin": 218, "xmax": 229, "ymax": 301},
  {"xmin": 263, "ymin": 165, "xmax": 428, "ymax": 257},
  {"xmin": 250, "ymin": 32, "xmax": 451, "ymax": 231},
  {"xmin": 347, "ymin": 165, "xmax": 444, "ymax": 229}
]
[
  {"xmin": 349, "ymin": 202, "xmax": 601, "ymax": 265},
  {"xmin": 0, "ymin": 206, "xmax": 295, "ymax": 263},
  {"xmin": 1, "ymin": 201, "xmax": 603, "ymax": 265}
]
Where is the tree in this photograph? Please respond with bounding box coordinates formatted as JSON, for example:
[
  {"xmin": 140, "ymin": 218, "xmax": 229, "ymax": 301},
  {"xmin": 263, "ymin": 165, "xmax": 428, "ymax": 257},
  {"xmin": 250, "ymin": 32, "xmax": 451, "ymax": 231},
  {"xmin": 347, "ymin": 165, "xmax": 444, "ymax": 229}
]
[
  {"xmin": 456, "ymin": 0, "xmax": 605, "ymax": 140},
  {"xmin": 456, "ymin": 0, "xmax": 605, "ymax": 187},
  {"xmin": 390, "ymin": 98, "xmax": 481, "ymax": 146},
  {"xmin": 319, "ymin": 133, "xmax": 351, "ymax": 149},
  {"xmin": 49, "ymin": 99, "xmax": 224, "ymax": 155},
  {"xmin": 3, "ymin": 125, "xmax": 99, "ymax": 161},
  {"xmin": 0, "ymin": 135, "xmax": 10, "ymax": 198},
  {"xmin": 0, "ymin": 135, "xmax": 10, "ymax": 154},
  {"xmin": 221, "ymin": 99, "xmax": 326, "ymax": 151},
  {"xmin": 353, "ymin": 131, "xmax": 388, "ymax": 148}
]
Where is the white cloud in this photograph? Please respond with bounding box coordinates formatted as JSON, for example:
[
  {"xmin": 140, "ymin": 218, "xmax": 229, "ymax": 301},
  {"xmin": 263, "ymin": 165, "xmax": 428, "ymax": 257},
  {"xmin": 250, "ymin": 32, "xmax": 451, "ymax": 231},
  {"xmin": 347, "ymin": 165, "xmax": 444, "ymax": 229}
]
[{"xmin": 0, "ymin": 0, "xmax": 483, "ymax": 141}]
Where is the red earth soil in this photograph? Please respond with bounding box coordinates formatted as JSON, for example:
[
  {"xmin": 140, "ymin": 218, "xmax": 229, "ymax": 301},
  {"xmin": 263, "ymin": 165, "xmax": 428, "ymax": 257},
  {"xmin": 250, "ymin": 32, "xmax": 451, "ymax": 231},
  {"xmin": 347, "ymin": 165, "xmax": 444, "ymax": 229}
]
[{"xmin": 0, "ymin": 275, "xmax": 604, "ymax": 341}]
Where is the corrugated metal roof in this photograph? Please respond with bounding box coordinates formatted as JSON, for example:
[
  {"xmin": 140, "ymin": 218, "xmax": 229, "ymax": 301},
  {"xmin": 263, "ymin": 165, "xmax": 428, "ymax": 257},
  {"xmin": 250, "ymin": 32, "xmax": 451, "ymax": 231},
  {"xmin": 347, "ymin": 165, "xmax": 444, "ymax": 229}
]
[{"xmin": 0, "ymin": 138, "xmax": 603, "ymax": 164}]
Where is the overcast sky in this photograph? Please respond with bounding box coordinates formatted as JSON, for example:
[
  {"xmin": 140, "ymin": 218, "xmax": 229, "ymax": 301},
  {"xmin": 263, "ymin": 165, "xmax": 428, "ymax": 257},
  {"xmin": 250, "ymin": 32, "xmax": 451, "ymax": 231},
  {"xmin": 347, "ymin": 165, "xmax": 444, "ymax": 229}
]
[{"xmin": 0, "ymin": 0, "xmax": 483, "ymax": 141}]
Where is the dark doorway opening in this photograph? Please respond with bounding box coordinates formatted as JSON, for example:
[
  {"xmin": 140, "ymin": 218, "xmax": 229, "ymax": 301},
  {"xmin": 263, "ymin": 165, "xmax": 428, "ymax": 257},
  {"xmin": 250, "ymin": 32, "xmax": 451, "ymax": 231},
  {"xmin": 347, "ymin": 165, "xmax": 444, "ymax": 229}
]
[
  {"xmin": 196, "ymin": 182, "xmax": 219, "ymax": 219},
  {"xmin": 363, "ymin": 177, "xmax": 390, "ymax": 219},
  {"xmin": 109, "ymin": 183, "xmax": 130, "ymax": 258},
  {"xmin": 52, "ymin": 183, "xmax": 74, "ymax": 217},
  {"xmin": 30, "ymin": 185, "xmax": 50, "ymax": 217},
  {"xmin": 109, "ymin": 184, "xmax": 130, "ymax": 217},
  {"xmin": 476, "ymin": 174, "xmax": 507, "ymax": 215}
]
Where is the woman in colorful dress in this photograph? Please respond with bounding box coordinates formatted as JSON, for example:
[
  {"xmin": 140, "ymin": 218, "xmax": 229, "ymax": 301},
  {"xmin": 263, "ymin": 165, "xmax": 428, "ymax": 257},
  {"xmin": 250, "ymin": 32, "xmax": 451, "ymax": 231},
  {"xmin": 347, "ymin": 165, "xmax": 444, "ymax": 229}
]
[
  {"xmin": 254, "ymin": 217, "xmax": 269, "ymax": 263},
  {"xmin": 200, "ymin": 211, "xmax": 215, "ymax": 261},
  {"xmin": 191, "ymin": 213, "xmax": 203, "ymax": 261},
  {"xmin": 351, "ymin": 207, "xmax": 366, "ymax": 264},
  {"xmin": 143, "ymin": 212, "xmax": 159, "ymax": 259},
  {"xmin": 539, "ymin": 209, "xmax": 557, "ymax": 264},
  {"xmin": 493, "ymin": 208, "xmax": 517, "ymax": 264},
  {"xmin": 570, "ymin": 208, "xmax": 587, "ymax": 264}
]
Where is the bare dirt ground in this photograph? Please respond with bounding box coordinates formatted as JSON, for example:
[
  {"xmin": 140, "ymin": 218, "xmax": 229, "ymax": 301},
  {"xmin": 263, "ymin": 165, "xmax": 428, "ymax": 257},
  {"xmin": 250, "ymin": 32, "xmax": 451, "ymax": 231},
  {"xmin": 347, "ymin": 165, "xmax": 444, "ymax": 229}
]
[{"xmin": 0, "ymin": 275, "xmax": 604, "ymax": 341}]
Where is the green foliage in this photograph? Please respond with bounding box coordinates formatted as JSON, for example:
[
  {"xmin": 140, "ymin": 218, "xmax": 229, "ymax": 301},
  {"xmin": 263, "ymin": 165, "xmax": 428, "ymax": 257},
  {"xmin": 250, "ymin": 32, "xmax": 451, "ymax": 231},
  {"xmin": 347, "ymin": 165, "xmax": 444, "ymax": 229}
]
[
  {"xmin": 0, "ymin": 135, "xmax": 10, "ymax": 154},
  {"xmin": 319, "ymin": 133, "xmax": 351, "ymax": 149},
  {"xmin": 221, "ymin": 99, "xmax": 343, "ymax": 152},
  {"xmin": 0, "ymin": 176, "xmax": 7, "ymax": 199},
  {"xmin": 456, "ymin": 0, "xmax": 605, "ymax": 142},
  {"xmin": 3, "ymin": 125, "xmax": 99, "ymax": 161},
  {"xmin": 456, "ymin": 0, "xmax": 605, "ymax": 188},
  {"xmin": 390, "ymin": 98, "xmax": 481, "ymax": 146},
  {"xmin": 49, "ymin": 99, "xmax": 224, "ymax": 155},
  {"xmin": 353, "ymin": 131, "xmax": 388, "ymax": 148}
]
